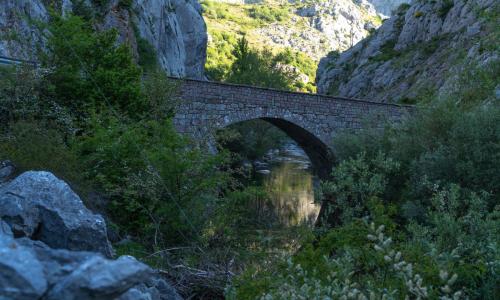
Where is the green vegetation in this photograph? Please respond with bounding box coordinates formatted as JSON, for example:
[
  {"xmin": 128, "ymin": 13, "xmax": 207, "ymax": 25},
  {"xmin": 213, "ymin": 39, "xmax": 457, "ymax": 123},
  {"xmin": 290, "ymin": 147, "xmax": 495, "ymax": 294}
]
[
  {"xmin": 42, "ymin": 14, "xmax": 142, "ymax": 120},
  {"xmin": 201, "ymin": 0, "xmax": 318, "ymax": 92},
  {"xmin": 1, "ymin": 3, "xmax": 499, "ymax": 299},
  {"xmin": 228, "ymin": 58, "xmax": 500, "ymax": 298},
  {"xmin": 370, "ymin": 39, "xmax": 400, "ymax": 62},
  {"xmin": 247, "ymin": 5, "xmax": 291, "ymax": 23},
  {"xmin": 0, "ymin": 12, "xmax": 313, "ymax": 298},
  {"xmin": 207, "ymin": 36, "xmax": 316, "ymax": 92}
]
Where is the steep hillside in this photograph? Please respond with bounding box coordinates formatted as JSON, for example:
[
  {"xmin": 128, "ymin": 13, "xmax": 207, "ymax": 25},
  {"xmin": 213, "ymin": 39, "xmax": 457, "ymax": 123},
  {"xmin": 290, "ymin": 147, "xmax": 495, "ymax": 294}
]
[
  {"xmin": 202, "ymin": 0, "xmax": 397, "ymax": 89},
  {"xmin": 370, "ymin": 0, "xmax": 410, "ymax": 16},
  {"xmin": 0, "ymin": 0, "xmax": 207, "ymax": 79},
  {"xmin": 316, "ymin": 0, "xmax": 499, "ymax": 103}
]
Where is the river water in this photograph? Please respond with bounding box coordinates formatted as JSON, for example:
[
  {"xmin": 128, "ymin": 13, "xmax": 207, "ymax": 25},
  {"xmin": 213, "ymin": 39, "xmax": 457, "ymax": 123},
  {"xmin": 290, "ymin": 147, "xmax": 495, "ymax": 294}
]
[{"xmin": 253, "ymin": 141, "xmax": 320, "ymax": 227}]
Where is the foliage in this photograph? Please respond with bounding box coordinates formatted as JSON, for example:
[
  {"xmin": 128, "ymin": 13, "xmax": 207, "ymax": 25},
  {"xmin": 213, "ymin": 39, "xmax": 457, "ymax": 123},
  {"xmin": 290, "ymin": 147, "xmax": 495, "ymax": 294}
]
[
  {"xmin": 231, "ymin": 186, "xmax": 499, "ymax": 299},
  {"xmin": 76, "ymin": 117, "xmax": 230, "ymax": 245},
  {"xmin": 205, "ymin": 31, "xmax": 238, "ymax": 81},
  {"xmin": 41, "ymin": 13, "xmax": 142, "ymax": 120},
  {"xmin": 141, "ymin": 70, "xmax": 180, "ymax": 120},
  {"xmin": 226, "ymin": 37, "xmax": 299, "ymax": 90},
  {"xmin": 370, "ymin": 39, "xmax": 400, "ymax": 62},
  {"xmin": 247, "ymin": 5, "xmax": 290, "ymax": 23},
  {"xmin": 0, "ymin": 120, "xmax": 83, "ymax": 187},
  {"xmin": 217, "ymin": 119, "xmax": 288, "ymax": 162},
  {"xmin": 318, "ymin": 152, "xmax": 400, "ymax": 224},
  {"xmin": 202, "ymin": 0, "xmax": 317, "ymax": 91}
]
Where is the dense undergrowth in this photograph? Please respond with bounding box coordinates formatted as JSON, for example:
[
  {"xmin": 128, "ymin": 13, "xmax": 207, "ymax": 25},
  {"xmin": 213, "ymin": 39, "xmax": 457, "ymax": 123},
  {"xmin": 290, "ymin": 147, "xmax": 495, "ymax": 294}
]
[
  {"xmin": 1, "ymin": 6, "xmax": 499, "ymax": 300},
  {"xmin": 0, "ymin": 12, "xmax": 312, "ymax": 298}
]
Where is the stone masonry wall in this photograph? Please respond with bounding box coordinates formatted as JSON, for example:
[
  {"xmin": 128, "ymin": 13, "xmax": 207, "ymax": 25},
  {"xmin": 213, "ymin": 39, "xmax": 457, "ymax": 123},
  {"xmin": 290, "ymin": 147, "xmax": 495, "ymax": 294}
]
[{"xmin": 173, "ymin": 78, "xmax": 413, "ymax": 146}]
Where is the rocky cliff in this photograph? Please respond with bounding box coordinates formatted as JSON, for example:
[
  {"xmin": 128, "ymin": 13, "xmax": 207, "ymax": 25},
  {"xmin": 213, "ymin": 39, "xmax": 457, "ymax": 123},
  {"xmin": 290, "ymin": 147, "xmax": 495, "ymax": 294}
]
[
  {"xmin": 0, "ymin": 164, "xmax": 182, "ymax": 300},
  {"xmin": 0, "ymin": 0, "xmax": 207, "ymax": 79},
  {"xmin": 368, "ymin": 0, "xmax": 410, "ymax": 16},
  {"xmin": 316, "ymin": 0, "xmax": 499, "ymax": 103}
]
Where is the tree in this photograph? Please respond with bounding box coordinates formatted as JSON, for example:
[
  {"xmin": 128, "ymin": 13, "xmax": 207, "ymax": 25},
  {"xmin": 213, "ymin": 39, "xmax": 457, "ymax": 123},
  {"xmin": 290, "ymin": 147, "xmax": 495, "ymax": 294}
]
[
  {"xmin": 227, "ymin": 36, "xmax": 295, "ymax": 90},
  {"xmin": 41, "ymin": 14, "xmax": 142, "ymax": 121}
]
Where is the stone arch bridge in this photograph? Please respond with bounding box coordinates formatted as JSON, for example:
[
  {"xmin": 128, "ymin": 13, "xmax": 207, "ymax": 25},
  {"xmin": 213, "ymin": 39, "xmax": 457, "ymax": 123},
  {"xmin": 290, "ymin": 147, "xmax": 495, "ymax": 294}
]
[
  {"xmin": 171, "ymin": 78, "xmax": 414, "ymax": 178},
  {"xmin": 0, "ymin": 56, "xmax": 413, "ymax": 177}
]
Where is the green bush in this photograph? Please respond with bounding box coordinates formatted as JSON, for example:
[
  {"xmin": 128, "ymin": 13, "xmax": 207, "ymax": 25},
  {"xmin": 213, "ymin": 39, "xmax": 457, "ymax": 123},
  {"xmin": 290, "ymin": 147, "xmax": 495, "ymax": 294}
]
[
  {"xmin": 227, "ymin": 37, "xmax": 299, "ymax": 90},
  {"xmin": 231, "ymin": 186, "xmax": 499, "ymax": 299},
  {"xmin": 0, "ymin": 120, "xmax": 84, "ymax": 189},
  {"xmin": 42, "ymin": 14, "xmax": 142, "ymax": 120},
  {"xmin": 76, "ymin": 117, "xmax": 230, "ymax": 245},
  {"xmin": 247, "ymin": 5, "xmax": 290, "ymax": 23}
]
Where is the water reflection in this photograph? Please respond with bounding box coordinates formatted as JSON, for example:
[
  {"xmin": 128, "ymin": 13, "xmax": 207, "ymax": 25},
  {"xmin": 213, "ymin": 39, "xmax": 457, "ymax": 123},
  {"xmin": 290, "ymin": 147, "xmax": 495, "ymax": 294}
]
[{"xmin": 255, "ymin": 142, "xmax": 320, "ymax": 227}]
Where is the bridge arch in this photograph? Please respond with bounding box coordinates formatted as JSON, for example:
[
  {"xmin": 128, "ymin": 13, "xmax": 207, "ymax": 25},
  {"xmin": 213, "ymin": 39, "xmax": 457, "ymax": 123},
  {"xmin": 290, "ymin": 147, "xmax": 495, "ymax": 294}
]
[{"xmin": 172, "ymin": 77, "xmax": 413, "ymax": 179}]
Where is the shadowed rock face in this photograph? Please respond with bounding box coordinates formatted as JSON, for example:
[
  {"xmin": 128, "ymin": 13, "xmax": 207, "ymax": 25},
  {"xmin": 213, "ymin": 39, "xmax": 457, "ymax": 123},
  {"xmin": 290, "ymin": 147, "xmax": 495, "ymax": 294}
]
[
  {"xmin": 0, "ymin": 170, "xmax": 183, "ymax": 300},
  {"xmin": 0, "ymin": 171, "xmax": 113, "ymax": 257},
  {"xmin": 316, "ymin": 0, "xmax": 498, "ymax": 103},
  {"xmin": 0, "ymin": 0, "xmax": 207, "ymax": 79},
  {"xmin": 133, "ymin": 0, "xmax": 207, "ymax": 79},
  {"xmin": 367, "ymin": 0, "xmax": 410, "ymax": 16}
]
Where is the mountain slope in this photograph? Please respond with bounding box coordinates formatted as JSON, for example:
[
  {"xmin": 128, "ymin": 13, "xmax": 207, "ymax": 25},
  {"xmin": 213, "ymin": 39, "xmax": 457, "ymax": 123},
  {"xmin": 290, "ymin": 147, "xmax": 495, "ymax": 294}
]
[
  {"xmin": 202, "ymin": 0, "xmax": 400, "ymax": 89},
  {"xmin": 316, "ymin": 0, "xmax": 499, "ymax": 103},
  {"xmin": 0, "ymin": 0, "xmax": 207, "ymax": 79}
]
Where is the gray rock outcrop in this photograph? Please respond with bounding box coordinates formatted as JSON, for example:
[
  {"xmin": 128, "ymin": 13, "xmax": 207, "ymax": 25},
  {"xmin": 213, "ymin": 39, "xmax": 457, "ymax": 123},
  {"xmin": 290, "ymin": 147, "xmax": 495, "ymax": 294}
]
[
  {"xmin": 0, "ymin": 171, "xmax": 113, "ymax": 257},
  {"xmin": 252, "ymin": 0, "xmax": 383, "ymax": 61},
  {"xmin": 316, "ymin": 0, "xmax": 499, "ymax": 102},
  {"xmin": 0, "ymin": 0, "xmax": 47, "ymax": 61},
  {"xmin": 133, "ymin": 0, "xmax": 208, "ymax": 79},
  {"xmin": 0, "ymin": 226, "xmax": 47, "ymax": 300},
  {"xmin": 0, "ymin": 0, "xmax": 207, "ymax": 79},
  {"xmin": 0, "ymin": 170, "xmax": 182, "ymax": 300},
  {"xmin": 367, "ymin": 0, "xmax": 410, "ymax": 17}
]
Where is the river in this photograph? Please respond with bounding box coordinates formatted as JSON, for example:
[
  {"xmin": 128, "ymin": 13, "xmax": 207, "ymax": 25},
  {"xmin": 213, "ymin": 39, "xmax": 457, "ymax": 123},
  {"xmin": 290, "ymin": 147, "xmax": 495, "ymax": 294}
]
[{"xmin": 252, "ymin": 141, "xmax": 321, "ymax": 227}]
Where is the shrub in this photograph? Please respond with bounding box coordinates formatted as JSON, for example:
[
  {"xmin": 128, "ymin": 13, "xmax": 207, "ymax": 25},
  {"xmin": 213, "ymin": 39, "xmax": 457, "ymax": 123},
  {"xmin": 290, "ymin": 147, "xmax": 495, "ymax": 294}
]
[
  {"xmin": 318, "ymin": 152, "xmax": 400, "ymax": 225},
  {"xmin": 247, "ymin": 6, "xmax": 290, "ymax": 23},
  {"xmin": 231, "ymin": 185, "xmax": 499, "ymax": 299},
  {"xmin": 42, "ymin": 14, "xmax": 142, "ymax": 121},
  {"xmin": 0, "ymin": 120, "xmax": 83, "ymax": 188},
  {"xmin": 76, "ymin": 117, "xmax": 230, "ymax": 245}
]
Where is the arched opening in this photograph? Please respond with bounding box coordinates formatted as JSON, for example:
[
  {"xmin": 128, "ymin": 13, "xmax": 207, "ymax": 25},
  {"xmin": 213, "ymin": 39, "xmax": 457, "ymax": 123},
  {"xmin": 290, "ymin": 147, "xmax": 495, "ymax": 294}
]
[
  {"xmin": 261, "ymin": 118, "xmax": 333, "ymax": 180},
  {"xmin": 216, "ymin": 118, "xmax": 334, "ymax": 227}
]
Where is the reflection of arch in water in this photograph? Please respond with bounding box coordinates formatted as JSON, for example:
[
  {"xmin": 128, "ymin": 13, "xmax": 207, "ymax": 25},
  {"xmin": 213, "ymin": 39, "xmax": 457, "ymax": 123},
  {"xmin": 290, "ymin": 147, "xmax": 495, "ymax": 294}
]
[{"xmin": 260, "ymin": 118, "xmax": 333, "ymax": 179}]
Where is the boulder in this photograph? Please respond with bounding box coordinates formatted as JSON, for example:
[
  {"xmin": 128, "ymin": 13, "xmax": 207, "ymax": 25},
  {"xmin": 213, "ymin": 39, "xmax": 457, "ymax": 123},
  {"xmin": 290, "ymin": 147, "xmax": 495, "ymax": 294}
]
[
  {"xmin": 0, "ymin": 231, "xmax": 47, "ymax": 300},
  {"xmin": 1, "ymin": 235, "xmax": 172, "ymax": 300},
  {"xmin": 0, "ymin": 171, "xmax": 113, "ymax": 257},
  {"xmin": 46, "ymin": 255, "xmax": 152, "ymax": 300},
  {"xmin": 118, "ymin": 277, "xmax": 183, "ymax": 300},
  {"xmin": 0, "ymin": 170, "xmax": 183, "ymax": 299}
]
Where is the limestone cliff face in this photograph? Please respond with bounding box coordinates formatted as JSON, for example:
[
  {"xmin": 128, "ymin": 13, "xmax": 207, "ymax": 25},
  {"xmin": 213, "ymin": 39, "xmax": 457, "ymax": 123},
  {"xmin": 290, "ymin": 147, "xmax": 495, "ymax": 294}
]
[
  {"xmin": 251, "ymin": 0, "xmax": 384, "ymax": 61},
  {"xmin": 367, "ymin": 0, "xmax": 409, "ymax": 16},
  {"xmin": 316, "ymin": 0, "xmax": 499, "ymax": 102},
  {"xmin": 0, "ymin": 0, "xmax": 48, "ymax": 61},
  {"xmin": 133, "ymin": 0, "xmax": 207, "ymax": 79},
  {"xmin": 0, "ymin": 0, "xmax": 207, "ymax": 79}
]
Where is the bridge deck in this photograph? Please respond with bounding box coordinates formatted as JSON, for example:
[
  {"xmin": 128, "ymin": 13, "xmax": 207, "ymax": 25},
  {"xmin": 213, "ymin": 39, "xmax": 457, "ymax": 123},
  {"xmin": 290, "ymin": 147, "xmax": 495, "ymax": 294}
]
[{"xmin": 167, "ymin": 76, "xmax": 415, "ymax": 109}]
